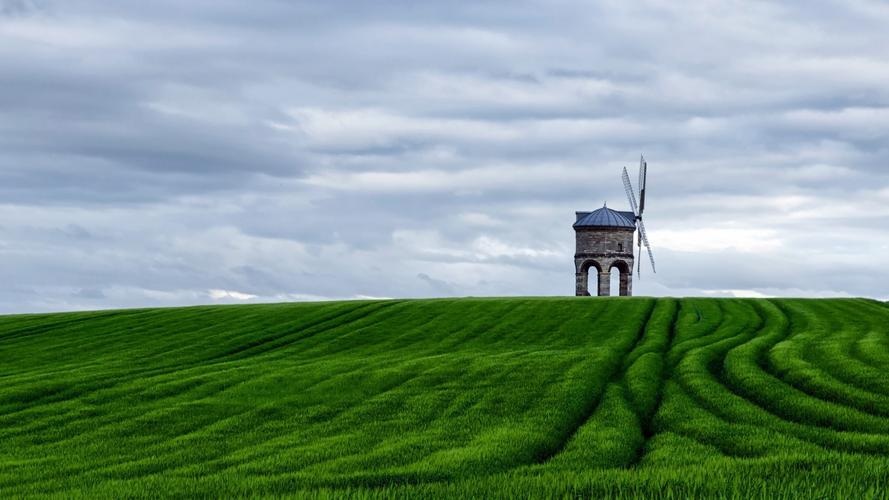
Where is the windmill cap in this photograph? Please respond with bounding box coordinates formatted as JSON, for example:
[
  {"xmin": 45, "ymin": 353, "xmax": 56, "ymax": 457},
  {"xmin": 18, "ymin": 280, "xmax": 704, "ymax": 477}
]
[{"xmin": 574, "ymin": 206, "xmax": 636, "ymax": 229}]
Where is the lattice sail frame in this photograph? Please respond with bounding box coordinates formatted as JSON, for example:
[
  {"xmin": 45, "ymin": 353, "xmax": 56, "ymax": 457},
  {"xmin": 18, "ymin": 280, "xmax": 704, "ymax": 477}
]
[{"xmin": 622, "ymin": 160, "xmax": 656, "ymax": 277}]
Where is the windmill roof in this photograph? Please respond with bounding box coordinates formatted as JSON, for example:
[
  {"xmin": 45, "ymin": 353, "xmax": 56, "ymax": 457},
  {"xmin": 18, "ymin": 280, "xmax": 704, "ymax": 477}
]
[{"xmin": 574, "ymin": 206, "xmax": 636, "ymax": 229}]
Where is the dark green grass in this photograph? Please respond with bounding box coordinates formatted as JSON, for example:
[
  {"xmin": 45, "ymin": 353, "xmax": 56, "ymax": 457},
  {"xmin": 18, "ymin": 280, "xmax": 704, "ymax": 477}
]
[{"xmin": 2, "ymin": 297, "xmax": 889, "ymax": 498}]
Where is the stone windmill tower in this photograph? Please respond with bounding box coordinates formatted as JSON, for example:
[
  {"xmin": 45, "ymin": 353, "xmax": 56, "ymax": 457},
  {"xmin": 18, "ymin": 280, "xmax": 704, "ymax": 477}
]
[{"xmin": 573, "ymin": 157, "xmax": 656, "ymax": 297}]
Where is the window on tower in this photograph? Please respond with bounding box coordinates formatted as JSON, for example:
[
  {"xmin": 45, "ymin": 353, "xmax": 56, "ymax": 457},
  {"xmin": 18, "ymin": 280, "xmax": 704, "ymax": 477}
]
[{"xmin": 618, "ymin": 243, "xmax": 623, "ymax": 252}]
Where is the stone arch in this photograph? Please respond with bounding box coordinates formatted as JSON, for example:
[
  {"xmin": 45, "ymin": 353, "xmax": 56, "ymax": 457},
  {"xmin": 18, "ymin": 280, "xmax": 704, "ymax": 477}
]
[
  {"xmin": 575, "ymin": 259, "xmax": 602, "ymax": 296},
  {"xmin": 609, "ymin": 260, "xmax": 632, "ymax": 297},
  {"xmin": 609, "ymin": 266, "xmax": 621, "ymax": 297}
]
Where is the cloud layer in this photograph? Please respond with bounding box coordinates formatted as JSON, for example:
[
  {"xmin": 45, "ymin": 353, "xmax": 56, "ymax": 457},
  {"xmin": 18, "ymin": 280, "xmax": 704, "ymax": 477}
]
[{"xmin": 1, "ymin": 0, "xmax": 888, "ymax": 312}]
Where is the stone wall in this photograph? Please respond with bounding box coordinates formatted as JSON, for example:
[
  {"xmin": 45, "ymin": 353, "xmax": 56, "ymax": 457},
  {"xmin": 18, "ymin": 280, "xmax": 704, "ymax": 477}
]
[
  {"xmin": 574, "ymin": 227, "xmax": 635, "ymax": 297},
  {"xmin": 575, "ymin": 227, "xmax": 635, "ymax": 256}
]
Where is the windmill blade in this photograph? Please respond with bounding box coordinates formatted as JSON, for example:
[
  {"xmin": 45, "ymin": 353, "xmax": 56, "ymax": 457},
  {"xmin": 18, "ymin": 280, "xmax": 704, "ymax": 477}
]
[
  {"xmin": 637, "ymin": 219, "xmax": 657, "ymax": 274},
  {"xmin": 645, "ymin": 244, "xmax": 656, "ymax": 274},
  {"xmin": 636, "ymin": 222, "xmax": 643, "ymax": 277},
  {"xmin": 638, "ymin": 156, "xmax": 647, "ymax": 216},
  {"xmin": 621, "ymin": 167, "xmax": 640, "ymax": 216}
]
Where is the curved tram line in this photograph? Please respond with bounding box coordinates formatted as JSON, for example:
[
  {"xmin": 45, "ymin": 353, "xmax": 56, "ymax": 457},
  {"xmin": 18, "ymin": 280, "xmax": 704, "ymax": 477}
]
[{"xmin": 1, "ymin": 297, "xmax": 889, "ymax": 497}]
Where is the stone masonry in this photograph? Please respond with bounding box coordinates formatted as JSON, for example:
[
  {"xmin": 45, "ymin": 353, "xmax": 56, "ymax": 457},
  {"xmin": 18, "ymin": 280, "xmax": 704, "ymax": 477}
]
[{"xmin": 573, "ymin": 210, "xmax": 636, "ymax": 297}]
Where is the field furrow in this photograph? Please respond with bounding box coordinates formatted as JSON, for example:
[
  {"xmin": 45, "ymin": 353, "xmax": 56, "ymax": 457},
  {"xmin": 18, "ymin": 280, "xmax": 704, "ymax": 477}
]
[{"xmin": 2, "ymin": 297, "xmax": 889, "ymax": 497}]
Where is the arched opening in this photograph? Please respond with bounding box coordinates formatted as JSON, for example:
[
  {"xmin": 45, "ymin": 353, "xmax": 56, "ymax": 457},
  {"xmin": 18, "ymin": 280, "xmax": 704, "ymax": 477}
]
[
  {"xmin": 610, "ymin": 267, "xmax": 620, "ymax": 297},
  {"xmin": 610, "ymin": 260, "xmax": 632, "ymax": 297},
  {"xmin": 577, "ymin": 260, "xmax": 602, "ymax": 296}
]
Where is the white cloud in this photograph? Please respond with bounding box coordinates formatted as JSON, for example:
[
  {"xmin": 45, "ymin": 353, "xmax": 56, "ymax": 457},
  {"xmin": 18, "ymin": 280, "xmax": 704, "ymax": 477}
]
[
  {"xmin": 302, "ymin": 163, "xmax": 612, "ymax": 194},
  {"xmin": 471, "ymin": 236, "xmax": 560, "ymax": 260},
  {"xmin": 396, "ymin": 71, "xmax": 623, "ymax": 110},
  {"xmin": 457, "ymin": 212, "xmax": 502, "ymax": 227},
  {"xmin": 652, "ymin": 228, "xmax": 783, "ymax": 253},
  {"xmin": 276, "ymin": 108, "xmax": 650, "ymax": 152},
  {"xmin": 0, "ymin": 16, "xmax": 233, "ymax": 50},
  {"xmin": 781, "ymin": 107, "xmax": 889, "ymax": 139},
  {"xmin": 208, "ymin": 289, "xmax": 258, "ymax": 301},
  {"xmin": 702, "ymin": 289, "xmax": 771, "ymax": 299}
]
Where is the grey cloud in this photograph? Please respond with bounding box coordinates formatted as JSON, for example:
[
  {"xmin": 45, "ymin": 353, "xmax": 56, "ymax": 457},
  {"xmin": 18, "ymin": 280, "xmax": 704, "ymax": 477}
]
[
  {"xmin": 1, "ymin": 0, "xmax": 43, "ymax": 16},
  {"xmin": 416, "ymin": 273, "xmax": 457, "ymax": 296},
  {"xmin": 1, "ymin": 0, "xmax": 888, "ymax": 312},
  {"xmin": 73, "ymin": 288, "xmax": 105, "ymax": 300}
]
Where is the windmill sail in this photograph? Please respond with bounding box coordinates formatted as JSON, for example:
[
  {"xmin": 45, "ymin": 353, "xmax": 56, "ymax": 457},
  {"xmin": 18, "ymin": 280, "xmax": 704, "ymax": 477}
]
[
  {"xmin": 622, "ymin": 167, "xmax": 639, "ymax": 217},
  {"xmin": 638, "ymin": 157, "xmax": 647, "ymax": 215},
  {"xmin": 623, "ymin": 157, "xmax": 654, "ymax": 277},
  {"xmin": 638, "ymin": 218, "xmax": 656, "ymax": 273}
]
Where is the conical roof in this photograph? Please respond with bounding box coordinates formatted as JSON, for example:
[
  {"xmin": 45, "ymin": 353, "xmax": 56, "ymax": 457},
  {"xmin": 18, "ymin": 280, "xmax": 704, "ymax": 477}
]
[{"xmin": 574, "ymin": 205, "xmax": 636, "ymax": 229}]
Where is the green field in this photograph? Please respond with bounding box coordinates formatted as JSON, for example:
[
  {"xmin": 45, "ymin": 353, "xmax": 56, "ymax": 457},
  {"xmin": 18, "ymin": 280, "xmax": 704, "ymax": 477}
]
[{"xmin": 3, "ymin": 298, "xmax": 889, "ymax": 498}]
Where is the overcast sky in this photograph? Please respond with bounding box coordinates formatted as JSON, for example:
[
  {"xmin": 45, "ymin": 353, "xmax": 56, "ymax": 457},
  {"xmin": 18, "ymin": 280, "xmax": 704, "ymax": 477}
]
[{"xmin": 2, "ymin": 0, "xmax": 888, "ymax": 313}]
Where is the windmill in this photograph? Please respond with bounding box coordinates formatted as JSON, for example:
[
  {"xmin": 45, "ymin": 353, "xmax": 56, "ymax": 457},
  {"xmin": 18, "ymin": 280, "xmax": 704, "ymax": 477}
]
[{"xmin": 621, "ymin": 156, "xmax": 656, "ymax": 278}]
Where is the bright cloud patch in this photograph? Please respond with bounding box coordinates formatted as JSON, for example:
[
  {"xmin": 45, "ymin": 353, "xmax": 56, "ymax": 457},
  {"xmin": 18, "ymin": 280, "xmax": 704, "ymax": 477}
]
[
  {"xmin": 208, "ymin": 289, "xmax": 258, "ymax": 301},
  {"xmin": 652, "ymin": 229, "xmax": 783, "ymax": 253}
]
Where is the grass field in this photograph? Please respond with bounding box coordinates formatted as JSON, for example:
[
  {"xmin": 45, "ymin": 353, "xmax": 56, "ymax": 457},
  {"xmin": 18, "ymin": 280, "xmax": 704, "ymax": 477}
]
[{"xmin": 2, "ymin": 297, "xmax": 889, "ymax": 498}]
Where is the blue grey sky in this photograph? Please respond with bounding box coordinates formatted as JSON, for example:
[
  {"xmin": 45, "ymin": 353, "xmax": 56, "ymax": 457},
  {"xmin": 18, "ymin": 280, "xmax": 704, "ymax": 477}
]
[{"xmin": 2, "ymin": 0, "xmax": 888, "ymax": 312}]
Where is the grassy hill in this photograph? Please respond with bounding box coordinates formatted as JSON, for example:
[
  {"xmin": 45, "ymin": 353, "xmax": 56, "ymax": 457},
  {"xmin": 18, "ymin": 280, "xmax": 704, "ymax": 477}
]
[{"xmin": 2, "ymin": 297, "xmax": 889, "ymax": 498}]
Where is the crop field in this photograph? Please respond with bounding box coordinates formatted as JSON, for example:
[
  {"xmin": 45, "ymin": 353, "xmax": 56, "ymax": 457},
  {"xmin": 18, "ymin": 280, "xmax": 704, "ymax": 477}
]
[{"xmin": 2, "ymin": 298, "xmax": 889, "ymax": 498}]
